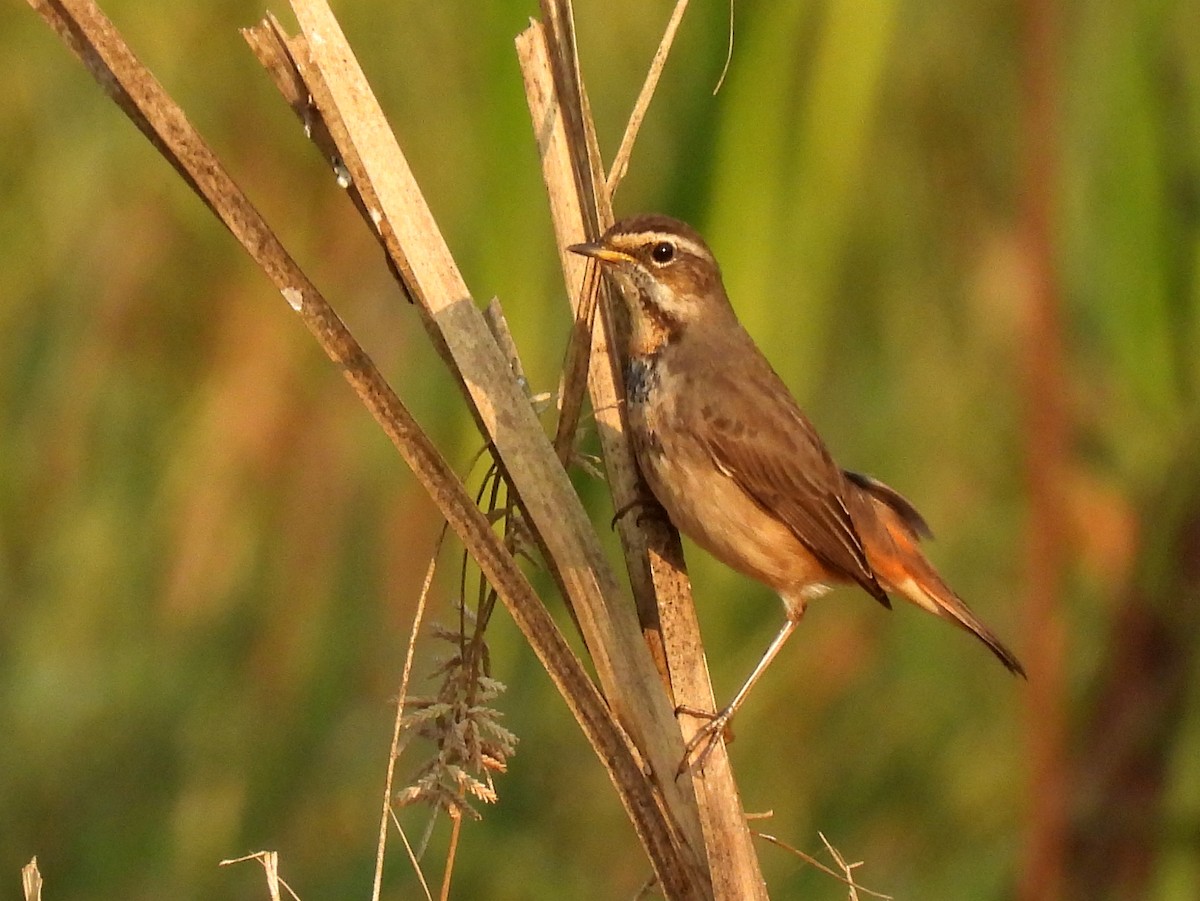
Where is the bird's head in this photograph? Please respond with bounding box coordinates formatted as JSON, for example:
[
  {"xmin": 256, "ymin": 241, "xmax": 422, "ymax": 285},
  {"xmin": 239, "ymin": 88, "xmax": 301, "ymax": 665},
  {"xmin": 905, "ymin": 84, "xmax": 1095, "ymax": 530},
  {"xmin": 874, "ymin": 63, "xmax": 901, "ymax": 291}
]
[{"xmin": 569, "ymin": 215, "xmax": 731, "ymax": 354}]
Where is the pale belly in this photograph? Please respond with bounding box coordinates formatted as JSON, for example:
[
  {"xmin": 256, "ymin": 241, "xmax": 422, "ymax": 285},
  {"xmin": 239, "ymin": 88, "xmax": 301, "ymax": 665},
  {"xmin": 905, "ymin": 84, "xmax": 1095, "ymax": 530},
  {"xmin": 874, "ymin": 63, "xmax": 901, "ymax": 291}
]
[{"xmin": 636, "ymin": 430, "xmax": 835, "ymax": 608}]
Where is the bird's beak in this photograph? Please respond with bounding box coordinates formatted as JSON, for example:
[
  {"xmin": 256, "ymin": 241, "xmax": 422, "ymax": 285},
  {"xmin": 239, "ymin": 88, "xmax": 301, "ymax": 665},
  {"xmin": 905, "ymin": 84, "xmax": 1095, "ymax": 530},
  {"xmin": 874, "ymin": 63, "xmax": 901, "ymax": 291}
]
[{"xmin": 567, "ymin": 241, "xmax": 633, "ymax": 265}]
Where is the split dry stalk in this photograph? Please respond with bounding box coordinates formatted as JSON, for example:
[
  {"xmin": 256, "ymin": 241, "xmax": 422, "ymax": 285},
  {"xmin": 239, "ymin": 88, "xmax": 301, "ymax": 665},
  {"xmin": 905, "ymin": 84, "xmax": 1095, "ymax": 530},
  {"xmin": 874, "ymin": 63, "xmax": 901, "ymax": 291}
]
[
  {"xmin": 21, "ymin": 858, "xmax": 42, "ymax": 901},
  {"xmin": 27, "ymin": 0, "xmax": 772, "ymax": 896},
  {"xmin": 254, "ymin": 3, "xmax": 711, "ymax": 891},
  {"xmin": 520, "ymin": 7, "xmax": 767, "ymax": 899},
  {"xmin": 28, "ymin": 0, "xmax": 705, "ymax": 896}
]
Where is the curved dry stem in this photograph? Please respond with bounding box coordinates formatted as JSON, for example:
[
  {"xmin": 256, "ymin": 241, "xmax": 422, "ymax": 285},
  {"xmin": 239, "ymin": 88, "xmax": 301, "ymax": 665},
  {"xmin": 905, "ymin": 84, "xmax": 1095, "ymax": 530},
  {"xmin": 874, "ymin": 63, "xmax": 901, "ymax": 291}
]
[
  {"xmin": 373, "ymin": 528, "xmax": 447, "ymax": 901},
  {"xmin": 753, "ymin": 832, "xmax": 892, "ymax": 901},
  {"xmin": 606, "ymin": 0, "xmax": 692, "ymax": 194}
]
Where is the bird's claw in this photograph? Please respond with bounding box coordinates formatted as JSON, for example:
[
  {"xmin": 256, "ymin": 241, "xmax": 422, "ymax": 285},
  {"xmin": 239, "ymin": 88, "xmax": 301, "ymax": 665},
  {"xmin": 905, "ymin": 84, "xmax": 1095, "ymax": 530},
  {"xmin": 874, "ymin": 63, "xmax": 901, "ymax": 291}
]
[
  {"xmin": 674, "ymin": 705, "xmax": 734, "ymax": 778},
  {"xmin": 610, "ymin": 496, "xmax": 667, "ymax": 531}
]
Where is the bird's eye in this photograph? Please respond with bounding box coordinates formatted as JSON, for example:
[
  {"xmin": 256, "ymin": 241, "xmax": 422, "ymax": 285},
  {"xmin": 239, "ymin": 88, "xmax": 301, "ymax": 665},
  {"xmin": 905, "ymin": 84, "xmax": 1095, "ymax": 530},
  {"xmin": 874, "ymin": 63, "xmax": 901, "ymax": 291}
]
[{"xmin": 650, "ymin": 241, "xmax": 675, "ymax": 264}]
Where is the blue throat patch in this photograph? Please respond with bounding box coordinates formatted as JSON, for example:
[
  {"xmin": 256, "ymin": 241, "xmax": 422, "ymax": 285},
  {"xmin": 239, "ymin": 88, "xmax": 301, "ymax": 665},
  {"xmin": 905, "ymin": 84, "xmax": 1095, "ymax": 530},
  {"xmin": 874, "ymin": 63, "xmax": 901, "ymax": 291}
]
[{"xmin": 625, "ymin": 355, "xmax": 660, "ymax": 405}]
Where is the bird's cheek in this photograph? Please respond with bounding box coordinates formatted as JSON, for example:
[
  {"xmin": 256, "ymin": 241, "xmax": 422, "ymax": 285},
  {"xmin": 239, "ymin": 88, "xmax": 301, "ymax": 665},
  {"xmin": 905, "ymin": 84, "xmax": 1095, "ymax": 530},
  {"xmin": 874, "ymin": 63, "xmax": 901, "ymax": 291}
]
[{"xmin": 602, "ymin": 267, "xmax": 639, "ymax": 299}]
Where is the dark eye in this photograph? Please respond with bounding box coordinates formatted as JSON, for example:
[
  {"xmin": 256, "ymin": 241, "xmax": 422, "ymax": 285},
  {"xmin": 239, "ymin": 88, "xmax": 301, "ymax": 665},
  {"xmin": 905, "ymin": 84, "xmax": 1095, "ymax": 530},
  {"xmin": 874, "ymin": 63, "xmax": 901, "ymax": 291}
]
[{"xmin": 650, "ymin": 241, "xmax": 675, "ymax": 264}]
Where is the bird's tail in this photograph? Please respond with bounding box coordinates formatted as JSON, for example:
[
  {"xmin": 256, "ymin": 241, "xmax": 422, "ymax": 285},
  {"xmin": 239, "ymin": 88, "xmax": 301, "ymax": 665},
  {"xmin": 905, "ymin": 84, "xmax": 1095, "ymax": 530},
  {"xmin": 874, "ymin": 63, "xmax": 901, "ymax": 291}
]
[
  {"xmin": 891, "ymin": 562, "xmax": 1026, "ymax": 677},
  {"xmin": 848, "ymin": 472, "xmax": 1026, "ymax": 678}
]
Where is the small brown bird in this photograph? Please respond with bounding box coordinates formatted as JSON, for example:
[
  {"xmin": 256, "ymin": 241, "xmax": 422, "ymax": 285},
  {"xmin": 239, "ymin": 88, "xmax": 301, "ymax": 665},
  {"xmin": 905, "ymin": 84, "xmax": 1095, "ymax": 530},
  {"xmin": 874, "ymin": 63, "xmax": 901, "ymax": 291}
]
[{"xmin": 570, "ymin": 215, "xmax": 1025, "ymax": 767}]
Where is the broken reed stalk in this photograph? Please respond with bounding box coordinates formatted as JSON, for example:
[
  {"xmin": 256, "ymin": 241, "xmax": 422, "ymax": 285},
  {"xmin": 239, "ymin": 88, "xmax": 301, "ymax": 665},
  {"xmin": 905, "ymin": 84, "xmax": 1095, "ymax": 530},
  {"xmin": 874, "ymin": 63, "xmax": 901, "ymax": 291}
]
[
  {"xmin": 27, "ymin": 0, "xmax": 706, "ymax": 896},
  {"xmin": 520, "ymin": 9, "xmax": 767, "ymax": 899},
  {"xmin": 28, "ymin": 0, "xmax": 775, "ymax": 895},
  {"xmin": 21, "ymin": 858, "xmax": 42, "ymax": 901},
  {"xmin": 269, "ymin": 1, "xmax": 713, "ymax": 888}
]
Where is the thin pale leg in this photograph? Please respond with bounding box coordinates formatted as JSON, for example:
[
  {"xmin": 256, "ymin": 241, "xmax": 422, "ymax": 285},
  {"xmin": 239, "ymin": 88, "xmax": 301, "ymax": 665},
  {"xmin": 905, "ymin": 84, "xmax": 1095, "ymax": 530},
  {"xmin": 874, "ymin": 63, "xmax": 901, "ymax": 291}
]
[{"xmin": 677, "ymin": 614, "xmax": 801, "ymax": 774}]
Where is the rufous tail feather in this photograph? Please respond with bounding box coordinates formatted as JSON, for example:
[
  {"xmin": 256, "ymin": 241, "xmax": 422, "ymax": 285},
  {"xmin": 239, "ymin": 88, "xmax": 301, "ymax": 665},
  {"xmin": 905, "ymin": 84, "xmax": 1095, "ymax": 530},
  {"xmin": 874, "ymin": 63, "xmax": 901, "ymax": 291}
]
[
  {"xmin": 852, "ymin": 474, "xmax": 1026, "ymax": 678},
  {"xmin": 893, "ymin": 568, "xmax": 1026, "ymax": 677}
]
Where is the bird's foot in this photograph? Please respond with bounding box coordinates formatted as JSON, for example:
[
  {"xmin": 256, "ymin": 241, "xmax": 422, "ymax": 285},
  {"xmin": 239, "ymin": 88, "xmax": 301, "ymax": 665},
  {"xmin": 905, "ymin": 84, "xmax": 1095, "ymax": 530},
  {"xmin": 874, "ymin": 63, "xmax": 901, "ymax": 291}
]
[
  {"xmin": 610, "ymin": 494, "xmax": 666, "ymax": 530},
  {"xmin": 674, "ymin": 704, "xmax": 735, "ymax": 777}
]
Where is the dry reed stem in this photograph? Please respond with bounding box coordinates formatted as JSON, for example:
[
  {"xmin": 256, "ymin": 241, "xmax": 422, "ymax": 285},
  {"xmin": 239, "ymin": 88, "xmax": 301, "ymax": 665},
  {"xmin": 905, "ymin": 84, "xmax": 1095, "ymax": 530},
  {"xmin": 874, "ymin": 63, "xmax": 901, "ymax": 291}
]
[
  {"xmin": 251, "ymin": 1, "xmax": 695, "ymax": 889},
  {"xmin": 273, "ymin": 5, "xmax": 706, "ymax": 892},
  {"xmin": 605, "ymin": 0, "xmax": 691, "ymax": 194},
  {"xmin": 819, "ymin": 832, "xmax": 863, "ymax": 901},
  {"xmin": 520, "ymin": 11, "xmax": 766, "ymax": 900},
  {"xmin": 390, "ymin": 807, "xmax": 435, "ymax": 901},
  {"xmin": 247, "ymin": 7, "xmax": 700, "ymax": 883},
  {"xmin": 241, "ymin": 13, "xmax": 398, "ymax": 283},
  {"xmin": 712, "ymin": 0, "xmax": 736, "ymax": 95},
  {"xmin": 753, "ymin": 832, "xmax": 892, "ymax": 900},
  {"xmin": 439, "ymin": 810, "xmax": 462, "ymax": 901},
  {"xmin": 373, "ymin": 529, "xmax": 445, "ymax": 901},
  {"xmin": 28, "ymin": 0, "xmax": 702, "ymax": 896},
  {"xmin": 21, "ymin": 858, "xmax": 42, "ymax": 901},
  {"xmin": 218, "ymin": 852, "xmax": 302, "ymax": 901},
  {"xmin": 536, "ymin": 0, "xmax": 610, "ymax": 469},
  {"xmin": 284, "ymin": 0, "xmax": 646, "ymax": 749},
  {"xmin": 517, "ymin": 23, "xmax": 668, "ymax": 670}
]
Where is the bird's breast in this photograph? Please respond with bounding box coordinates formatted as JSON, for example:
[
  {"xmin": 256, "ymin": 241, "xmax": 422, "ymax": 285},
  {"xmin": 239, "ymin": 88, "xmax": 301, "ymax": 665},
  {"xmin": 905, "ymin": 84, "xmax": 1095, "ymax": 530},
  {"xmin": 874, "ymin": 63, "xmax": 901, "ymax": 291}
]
[{"xmin": 622, "ymin": 351, "xmax": 837, "ymax": 601}]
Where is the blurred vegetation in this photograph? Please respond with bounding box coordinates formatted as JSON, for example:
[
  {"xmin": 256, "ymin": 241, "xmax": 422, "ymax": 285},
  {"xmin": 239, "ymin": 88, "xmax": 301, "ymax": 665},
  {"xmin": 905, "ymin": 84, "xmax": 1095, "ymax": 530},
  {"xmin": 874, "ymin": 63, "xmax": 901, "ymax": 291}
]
[{"xmin": 3, "ymin": 0, "xmax": 1198, "ymax": 898}]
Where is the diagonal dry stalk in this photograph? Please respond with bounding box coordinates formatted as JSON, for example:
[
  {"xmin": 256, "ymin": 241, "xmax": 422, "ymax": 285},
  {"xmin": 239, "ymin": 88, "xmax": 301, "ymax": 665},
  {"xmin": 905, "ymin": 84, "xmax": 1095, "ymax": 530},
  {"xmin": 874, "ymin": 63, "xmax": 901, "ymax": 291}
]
[
  {"xmin": 521, "ymin": 5, "xmax": 767, "ymax": 898},
  {"xmin": 752, "ymin": 831, "xmax": 893, "ymax": 901},
  {"xmin": 275, "ymin": 0, "xmax": 699, "ymax": 802},
  {"xmin": 25, "ymin": 0, "xmax": 739, "ymax": 897},
  {"xmin": 606, "ymin": 0, "xmax": 692, "ymax": 195},
  {"xmin": 389, "ymin": 806, "xmax": 435, "ymax": 901},
  {"xmin": 28, "ymin": 0, "xmax": 710, "ymax": 897},
  {"xmin": 368, "ymin": 359, "xmax": 523, "ymax": 893},
  {"xmin": 24, "ymin": 0, "xmax": 787, "ymax": 896},
  {"xmin": 248, "ymin": 2, "xmax": 712, "ymax": 890}
]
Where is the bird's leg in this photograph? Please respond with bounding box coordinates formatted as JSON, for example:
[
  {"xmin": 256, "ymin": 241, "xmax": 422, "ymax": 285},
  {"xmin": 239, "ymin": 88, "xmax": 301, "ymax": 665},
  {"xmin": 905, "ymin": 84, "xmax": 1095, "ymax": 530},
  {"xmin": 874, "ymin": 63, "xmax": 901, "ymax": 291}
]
[{"xmin": 676, "ymin": 615, "xmax": 801, "ymax": 775}]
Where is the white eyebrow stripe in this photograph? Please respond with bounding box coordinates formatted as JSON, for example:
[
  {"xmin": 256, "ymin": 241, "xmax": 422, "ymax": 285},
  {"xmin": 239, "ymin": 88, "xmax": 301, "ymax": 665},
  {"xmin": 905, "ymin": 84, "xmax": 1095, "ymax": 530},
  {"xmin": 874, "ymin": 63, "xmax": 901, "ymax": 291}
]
[{"xmin": 613, "ymin": 230, "xmax": 712, "ymax": 262}]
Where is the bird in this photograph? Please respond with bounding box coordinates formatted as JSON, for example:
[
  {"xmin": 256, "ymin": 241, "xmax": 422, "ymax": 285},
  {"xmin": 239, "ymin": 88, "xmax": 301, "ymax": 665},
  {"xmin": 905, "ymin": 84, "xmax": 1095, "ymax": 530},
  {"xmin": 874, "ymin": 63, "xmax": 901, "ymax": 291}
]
[{"xmin": 568, "ymin": 214, "xmax": 1025, "ymax": 769}]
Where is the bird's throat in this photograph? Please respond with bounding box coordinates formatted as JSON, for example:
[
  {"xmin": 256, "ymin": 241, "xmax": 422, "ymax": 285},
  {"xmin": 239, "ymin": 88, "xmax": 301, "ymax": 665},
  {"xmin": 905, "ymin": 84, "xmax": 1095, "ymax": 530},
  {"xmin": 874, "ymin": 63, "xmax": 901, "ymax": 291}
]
[{"xmin": 629, "ymin": 296, "xmax": 683, "ymax": 357}]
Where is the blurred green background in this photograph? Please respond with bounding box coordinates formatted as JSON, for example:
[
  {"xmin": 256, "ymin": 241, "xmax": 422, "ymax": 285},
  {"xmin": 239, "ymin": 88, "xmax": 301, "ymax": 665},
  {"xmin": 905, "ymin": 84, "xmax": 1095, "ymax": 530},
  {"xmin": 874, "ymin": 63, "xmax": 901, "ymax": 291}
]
[{"xmin": 4, "ymin": 0, "xmax": 1199, "ymax": 898}]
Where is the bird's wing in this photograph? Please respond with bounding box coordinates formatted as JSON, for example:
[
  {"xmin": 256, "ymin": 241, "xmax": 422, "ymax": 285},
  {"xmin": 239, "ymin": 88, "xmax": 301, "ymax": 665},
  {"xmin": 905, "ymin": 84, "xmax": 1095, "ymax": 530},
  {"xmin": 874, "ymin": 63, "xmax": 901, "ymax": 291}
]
[
  {"xmin": 843, "ymin": 470, "xmax": 933, "ymax": 540},
  {"xmin": 692, "ymin": 366, "xmax": 890, "ymax": 607}
]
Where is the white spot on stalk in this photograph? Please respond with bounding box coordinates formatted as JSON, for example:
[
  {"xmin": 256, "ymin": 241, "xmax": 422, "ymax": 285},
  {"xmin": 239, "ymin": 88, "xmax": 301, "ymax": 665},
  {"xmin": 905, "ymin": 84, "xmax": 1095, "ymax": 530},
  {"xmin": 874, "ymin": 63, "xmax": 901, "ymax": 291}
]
[{"xmin": 282, "ymin": 287, "xmax": 304, "ymax": 312}]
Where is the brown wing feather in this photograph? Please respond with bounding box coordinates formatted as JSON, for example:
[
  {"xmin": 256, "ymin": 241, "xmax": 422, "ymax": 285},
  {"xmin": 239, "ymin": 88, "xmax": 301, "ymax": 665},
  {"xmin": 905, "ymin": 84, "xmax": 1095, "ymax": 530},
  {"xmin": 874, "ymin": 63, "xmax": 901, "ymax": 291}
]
[{"xmin": 690, "ymin": 358, "xmax": 890, "ymax": 608}]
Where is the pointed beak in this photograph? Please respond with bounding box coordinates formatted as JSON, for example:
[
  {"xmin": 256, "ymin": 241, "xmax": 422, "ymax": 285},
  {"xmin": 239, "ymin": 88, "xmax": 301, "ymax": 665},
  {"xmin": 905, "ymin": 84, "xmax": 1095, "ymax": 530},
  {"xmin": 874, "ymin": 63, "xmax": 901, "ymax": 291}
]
[{"xmin": 567, "ymin": 241, "xmax": 633, "ymax": 265}]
